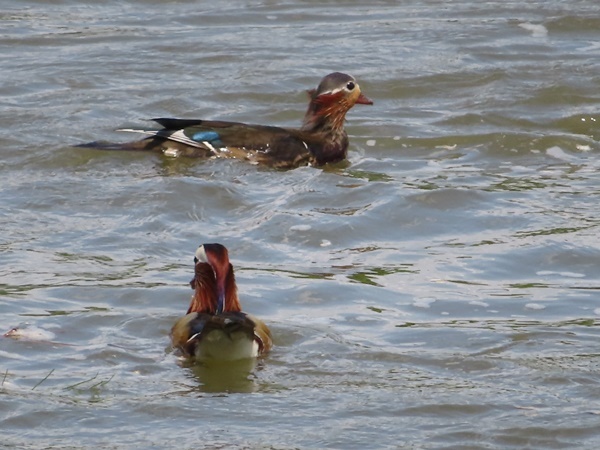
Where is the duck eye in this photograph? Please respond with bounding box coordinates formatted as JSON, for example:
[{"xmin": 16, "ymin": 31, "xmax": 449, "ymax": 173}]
[{"xmin": 346, "ymin": 81, "xmax": 355, "ymax": 91}]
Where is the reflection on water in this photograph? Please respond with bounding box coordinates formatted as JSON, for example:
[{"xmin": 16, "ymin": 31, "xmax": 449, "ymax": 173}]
[{"xmin": 183, "ymin": 358, "xmax": 260, "ymax": 394}]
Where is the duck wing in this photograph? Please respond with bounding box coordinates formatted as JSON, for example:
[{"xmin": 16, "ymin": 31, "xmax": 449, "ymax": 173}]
[{"xmin": 120, "ymin": 118, "xmax": 315, "ymax": 168}]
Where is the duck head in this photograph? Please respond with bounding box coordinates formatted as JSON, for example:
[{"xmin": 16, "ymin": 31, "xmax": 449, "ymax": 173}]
[
  {"xmin": 301, "ymin": 72, "xmax": 373, "ymax": 133},
  {"xmin": 188, "ymin": 243, "xmax": 242, "ymax": 315}
]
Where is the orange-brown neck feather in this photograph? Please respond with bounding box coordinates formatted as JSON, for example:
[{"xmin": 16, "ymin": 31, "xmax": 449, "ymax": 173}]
[
  {"xmin": 224, "ymin": 263, "xmax": 242, "ymax": 312},
  {"xmin": 187, "ymin": 262, "xmax": 218, "ymax": 314},
  {"xmin": 302, "ymin": 91, "xmax": 353, "ymax": 133}
]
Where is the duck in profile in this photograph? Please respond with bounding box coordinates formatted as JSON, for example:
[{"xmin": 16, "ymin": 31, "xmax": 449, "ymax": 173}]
[
  {"xmin": 170, "ymin": 243, "xmax": 272, "ymax": 361},
  {"xmin": 79, "ymin": 72, "xmax": 372, "ymax": 169}
]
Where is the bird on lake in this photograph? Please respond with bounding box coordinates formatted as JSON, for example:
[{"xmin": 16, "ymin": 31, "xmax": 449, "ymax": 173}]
[
  {"xmin": 170, "ymin": 243, "xmax": 272, "ymax": 361},
  {"xmin": 79, "ymin": 72, "xmax": 372, "ymax": 169}
]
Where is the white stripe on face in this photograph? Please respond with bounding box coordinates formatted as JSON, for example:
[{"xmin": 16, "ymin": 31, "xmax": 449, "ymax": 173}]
[
  {"xmin": 195, "ymin": 244, "xmax": 208, "ymax": 263},
  {"xmin": 322, "ymin": 81, "xmax": 358, "ymax": 97}
]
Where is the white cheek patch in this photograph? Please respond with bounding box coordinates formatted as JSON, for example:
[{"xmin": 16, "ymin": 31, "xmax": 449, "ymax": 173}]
[
  {"xmin": 324, "ymin": 80, "xmax": 357, "ymax": 96},
  {"xmin": 326, "ymin": 87, "xmax": 343, "ymax": 95},
  {"xmin": 195, "ymin": 245, "xmax": 208, "ymax": 263}
]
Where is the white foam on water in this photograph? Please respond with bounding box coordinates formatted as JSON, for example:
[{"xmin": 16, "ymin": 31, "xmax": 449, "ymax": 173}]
[
  {"xmin": 4, "ymin": 325, "xmax": 56, "ymax": 341},
  {"xmin": 469, "ymin": 300, "xmax": 489, "ymax": 307},
  {"xmin": 413, "ymin": 297, "xmax": 435, "ymax": 309},
  {"xmin": 546, "ymin": 146, "xmax": 576, "ymax": 161},
  {"xmin": 525, "ymin": 303, "xmax": 546, "ymax": 310},
  {"xmin": 290, "ymin": 224, "xmax": 311, "ymax": 231},
  {"xmin": 519, "ymin": 22, "xmax": 548, "ymax": 37},
  {"xmin": 537, "ymin": 270, "xmax": 585, "ymax": 278}
]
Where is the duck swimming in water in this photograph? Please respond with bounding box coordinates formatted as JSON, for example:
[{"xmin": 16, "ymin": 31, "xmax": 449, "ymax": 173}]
[
  {"xmin": 170, "ymin": 243, "xmax": 272, "ymax": 361},
  {"xmin": 79, "ymin": 72, "xmax": 372, "ymax": 169}
]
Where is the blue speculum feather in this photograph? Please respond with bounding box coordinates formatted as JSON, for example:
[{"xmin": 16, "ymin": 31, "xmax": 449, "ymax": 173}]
[{"xmin": 191, "ymin": 131, "xmax": 223, "ymax": 146}]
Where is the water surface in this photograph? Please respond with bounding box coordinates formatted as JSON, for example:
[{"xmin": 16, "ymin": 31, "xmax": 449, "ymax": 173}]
[{"xmin": 1, "ymin": 1, "xmax": 600, "ymax": 448}]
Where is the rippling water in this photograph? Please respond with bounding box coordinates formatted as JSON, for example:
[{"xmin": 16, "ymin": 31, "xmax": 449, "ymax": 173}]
[{"xmin": 2, "ymin": 1, "xmax": 600, "ymax": 448}]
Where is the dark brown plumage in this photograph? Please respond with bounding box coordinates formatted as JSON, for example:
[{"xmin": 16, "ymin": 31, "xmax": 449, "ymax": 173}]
[{"xmin": 79, "ymin": 72, "xmax": 372, "ymax": 169}]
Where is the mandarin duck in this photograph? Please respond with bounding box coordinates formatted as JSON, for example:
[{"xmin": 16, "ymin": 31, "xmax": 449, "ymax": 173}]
[
  {"xmin": 80, "ymin": 72, "xmax": 372, "ymax": 169},
  {"xmin": 170, "ymin": 243, "xmax": 272, "ymax": 361}
]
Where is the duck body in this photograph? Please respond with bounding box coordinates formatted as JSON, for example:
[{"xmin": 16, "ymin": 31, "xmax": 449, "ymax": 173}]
[
  {"xmin": 171, "ymin": 311, "xmax": 268, "ymax": 361},
  {"xmin": 118, "ymin": 118, "xmax": 348, "ymax": 168},
  {"xmin": 80, "ymin": 72, "xmax": 372, "ymax": 169},
  {"xmin": 170, "ymin": 243, "xmax": 272, "ymax": 362}
]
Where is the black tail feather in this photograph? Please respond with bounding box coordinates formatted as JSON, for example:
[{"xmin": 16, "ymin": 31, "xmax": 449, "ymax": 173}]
[{"xmin": 152, "ymin": 117, "xmax": 206, "ymax": 129}]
